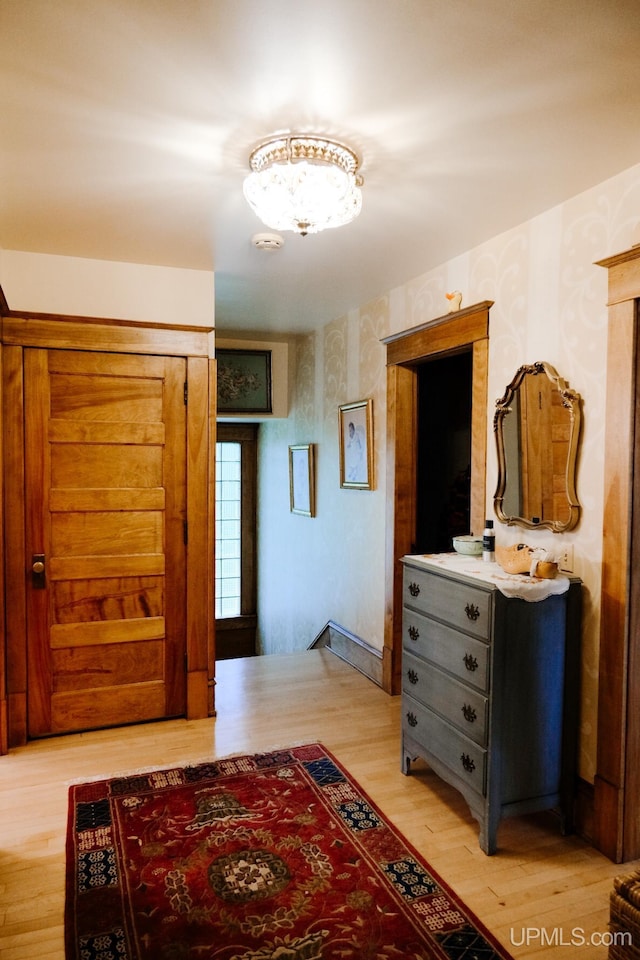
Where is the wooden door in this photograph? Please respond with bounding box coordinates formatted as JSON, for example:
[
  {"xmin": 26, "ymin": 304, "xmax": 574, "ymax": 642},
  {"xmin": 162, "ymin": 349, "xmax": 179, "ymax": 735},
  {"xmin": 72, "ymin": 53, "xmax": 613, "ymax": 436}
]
[{"xmin": 24, "ymin": 348, "xmax": 187, "ymax": 736}]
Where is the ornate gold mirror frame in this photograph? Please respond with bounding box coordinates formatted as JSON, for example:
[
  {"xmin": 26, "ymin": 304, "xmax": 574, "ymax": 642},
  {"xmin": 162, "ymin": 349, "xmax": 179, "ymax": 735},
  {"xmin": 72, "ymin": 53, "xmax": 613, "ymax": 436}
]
[{"xmin": 493, "ymin": 360, "xmax": 582, "ymax": 532}]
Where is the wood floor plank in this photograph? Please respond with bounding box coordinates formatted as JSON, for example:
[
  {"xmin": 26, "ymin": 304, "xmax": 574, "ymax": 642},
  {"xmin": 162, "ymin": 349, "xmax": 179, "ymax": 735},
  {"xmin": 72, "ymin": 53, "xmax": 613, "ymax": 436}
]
[{"xmin": 1, "ymin": 650, "xmax": 637, "ymax": 960}]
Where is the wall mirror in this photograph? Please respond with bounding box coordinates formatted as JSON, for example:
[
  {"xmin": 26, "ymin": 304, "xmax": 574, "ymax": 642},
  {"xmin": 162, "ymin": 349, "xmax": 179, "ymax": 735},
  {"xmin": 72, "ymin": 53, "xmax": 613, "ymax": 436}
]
[{"xmin": 493, "ymin": 361, "xmax": 582, "ymax": 532}]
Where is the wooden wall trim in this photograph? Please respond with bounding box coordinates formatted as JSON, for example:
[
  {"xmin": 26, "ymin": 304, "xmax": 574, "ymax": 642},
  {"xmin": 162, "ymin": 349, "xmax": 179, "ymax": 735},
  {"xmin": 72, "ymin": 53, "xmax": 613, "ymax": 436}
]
[
  {"xmin": 2, "ymin": 315, "xmax": 213, "ymax": 358},
  {"xmin": 594, "ymin": 246, "xmax": 640, "ymax": 862},
  {"xmin": 0, "ymin": 342, "xmax": 5, "ymax": 754},
  {"xmin": 208, "ymin": 359, "xmax": 217, "ymax": 714},
  {"xmin": 471, "ymin": 337, "xmax": 489, "ymax": 537},
  {"xmin": 2, "ymin": 304, "xmax": 211, "ymax": 334},
  {"xmin": 384, "ymin": 364, "xmax": 417, "ymax": 694},
  {"xmin": 383, "ymin": 300, "xmax": 492, "ymax": 366},
  {"xmin": 382, "ymin": 302, "xmax": 491, "ymax": 696},
  {"xmin": 2, "ymin": 345, "xmax": 28, "ymax": 750},
  {"xmin": 186, "ymin": 355, "xmax": 215, "ymax": 719},
  {"xmin": 595, "ymin": 301, "xmax": 635, "ymax": 786},
  {"xmin": 627, "ymin": 323, "xmax": 640, "ymax": 856},
  {"xmin": 597, "ymin": 247, "xmax": 640, "ymax": 306}
]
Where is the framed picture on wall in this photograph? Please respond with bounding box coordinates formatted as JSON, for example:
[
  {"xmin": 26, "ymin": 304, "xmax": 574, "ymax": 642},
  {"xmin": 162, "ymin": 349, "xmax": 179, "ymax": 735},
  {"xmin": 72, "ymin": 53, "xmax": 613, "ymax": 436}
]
[
  {"xmin": 338, "ymin": 399, "xmax": 374, "ymax": 490},
  {"xmin": 217, "ymin": 349, "xmax": 272, "ymax": 414},
  {"xmin": 289, "ymin": 443, "xmax": 316, "ymax": 517}
]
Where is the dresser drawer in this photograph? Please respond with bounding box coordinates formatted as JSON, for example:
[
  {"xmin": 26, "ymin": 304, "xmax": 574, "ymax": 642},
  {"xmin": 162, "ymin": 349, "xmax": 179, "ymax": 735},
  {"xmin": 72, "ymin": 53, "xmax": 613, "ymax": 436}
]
[
  {"xmin": 403, "ymin": 566, "xmax": 491, "ymax": 639},
  {"xmin": 403, "ymin": 694, "xmax": 486, "ymax": 796},
  {"xmin": 402, "ymin": 607, "xmax": 489, "ymax": 692},
  {"xmin": 402, "ymin": 650, "xmax": 488, "ymax": 745}
]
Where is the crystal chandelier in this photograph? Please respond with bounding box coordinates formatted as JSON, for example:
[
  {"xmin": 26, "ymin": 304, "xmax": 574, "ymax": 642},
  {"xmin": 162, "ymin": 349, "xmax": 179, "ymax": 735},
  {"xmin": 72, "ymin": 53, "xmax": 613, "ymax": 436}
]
[{"xmin": 243, "ymin": 135, "xmax": 363, "ymax": 236}]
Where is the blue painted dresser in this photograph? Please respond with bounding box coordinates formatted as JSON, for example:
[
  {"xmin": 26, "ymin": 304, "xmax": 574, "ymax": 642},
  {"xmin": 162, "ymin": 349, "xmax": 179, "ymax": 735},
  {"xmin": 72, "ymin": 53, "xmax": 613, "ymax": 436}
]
[{"xmin": 401, "ymin": 554, "xmax": 582, "ymax": 854}]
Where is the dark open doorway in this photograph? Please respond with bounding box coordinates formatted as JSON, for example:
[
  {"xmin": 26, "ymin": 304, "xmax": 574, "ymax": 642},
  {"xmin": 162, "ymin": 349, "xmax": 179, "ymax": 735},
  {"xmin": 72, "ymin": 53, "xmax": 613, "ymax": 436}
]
[
  {"xmin": 415, "ymin": 351, "xmax": 473, "ymax": 554},
  {"xmin": 382, "ymin": 300, "xmax": 492, "ymax": 694}
]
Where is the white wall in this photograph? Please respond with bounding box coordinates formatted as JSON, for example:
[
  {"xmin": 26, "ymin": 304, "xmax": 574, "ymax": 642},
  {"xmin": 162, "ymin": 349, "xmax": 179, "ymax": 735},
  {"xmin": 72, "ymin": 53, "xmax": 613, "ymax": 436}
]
[
  {"xmin": 256, "ymin": 305, "xmax": 388, "ymax": 654},
  {"xmin": 0, "ymin": 250, "xmax": 214, "ymax": 328}
]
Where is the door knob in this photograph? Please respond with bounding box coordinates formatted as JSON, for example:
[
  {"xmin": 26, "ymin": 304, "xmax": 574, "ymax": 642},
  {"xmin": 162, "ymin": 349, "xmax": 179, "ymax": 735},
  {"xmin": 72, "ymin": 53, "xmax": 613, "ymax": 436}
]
[{"xmin": 31, "ymin": 554, "xmax": 46, "ymax": 588}]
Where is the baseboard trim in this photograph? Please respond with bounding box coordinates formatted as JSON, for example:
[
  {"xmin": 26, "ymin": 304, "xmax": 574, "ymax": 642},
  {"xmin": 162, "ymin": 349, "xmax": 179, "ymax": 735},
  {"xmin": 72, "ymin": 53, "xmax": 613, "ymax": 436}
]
[{"xmin": 309, "ymin": 620, "xmax": 383, "ymax": 687}]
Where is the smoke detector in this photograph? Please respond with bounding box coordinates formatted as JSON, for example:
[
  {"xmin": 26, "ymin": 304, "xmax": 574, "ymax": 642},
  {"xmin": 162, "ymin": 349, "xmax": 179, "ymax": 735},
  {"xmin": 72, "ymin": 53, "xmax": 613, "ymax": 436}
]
[{"xmin": 251, "ymin": 232, "xmax": 285, "ymax": 251}]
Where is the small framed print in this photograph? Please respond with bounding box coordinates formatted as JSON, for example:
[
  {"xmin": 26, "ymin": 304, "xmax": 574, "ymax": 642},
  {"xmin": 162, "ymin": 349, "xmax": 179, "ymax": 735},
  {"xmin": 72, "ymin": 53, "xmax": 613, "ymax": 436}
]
[
  {"xmin": 289, "ymin": 444, "xmax": 316, "ymax": 517},
  {"xmin": 217, "ymin": 349, "xmax": 272, "ymax": 414},
  {"xmin": 338, "ymin": 399, "xmax": 374, "ymax": 490}
]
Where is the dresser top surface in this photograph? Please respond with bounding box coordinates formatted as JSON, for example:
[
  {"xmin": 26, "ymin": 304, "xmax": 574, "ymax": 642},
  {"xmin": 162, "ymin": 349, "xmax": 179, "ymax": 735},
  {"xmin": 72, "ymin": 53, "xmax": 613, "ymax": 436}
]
[{"xmin": 403, "ymin": 553, "xmax": 576, "ymax": 602}]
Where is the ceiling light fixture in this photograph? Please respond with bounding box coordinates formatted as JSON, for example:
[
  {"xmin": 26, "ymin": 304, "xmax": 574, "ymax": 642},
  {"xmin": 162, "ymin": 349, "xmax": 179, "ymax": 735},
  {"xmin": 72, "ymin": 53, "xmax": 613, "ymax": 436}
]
[{"xmin": 243, "ymin": 135, "xmax": 363, "ymax": 237}]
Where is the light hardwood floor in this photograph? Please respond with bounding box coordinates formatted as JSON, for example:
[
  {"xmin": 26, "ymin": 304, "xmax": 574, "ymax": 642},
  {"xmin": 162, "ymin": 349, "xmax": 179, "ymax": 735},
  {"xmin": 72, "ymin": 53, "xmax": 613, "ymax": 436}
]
[{"xmin": 1, "ymin": 649, "xmax": 636, "ymax": 959}]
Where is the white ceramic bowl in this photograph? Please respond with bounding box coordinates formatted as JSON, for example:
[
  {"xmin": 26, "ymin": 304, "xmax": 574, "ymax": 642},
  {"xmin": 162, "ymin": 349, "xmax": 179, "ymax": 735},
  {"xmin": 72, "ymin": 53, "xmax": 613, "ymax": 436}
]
[{"xmin": 452, "ymin": 535, "xmax": 483, "ymax": 556}]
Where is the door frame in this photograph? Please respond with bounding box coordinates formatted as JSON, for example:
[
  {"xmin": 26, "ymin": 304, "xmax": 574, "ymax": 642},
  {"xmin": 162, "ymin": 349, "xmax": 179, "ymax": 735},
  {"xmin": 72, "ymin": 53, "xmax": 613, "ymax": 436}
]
[
  {"xmin": 0, "ymin": 310, "xmax": 216, "ymax": 751},
  {"xmin": 593, "ymin": 246, "xmax": 640, "ymax": 861},
  {"xmin": 381, "ymin": 301, "xmax": 492, "ymax": 694}
]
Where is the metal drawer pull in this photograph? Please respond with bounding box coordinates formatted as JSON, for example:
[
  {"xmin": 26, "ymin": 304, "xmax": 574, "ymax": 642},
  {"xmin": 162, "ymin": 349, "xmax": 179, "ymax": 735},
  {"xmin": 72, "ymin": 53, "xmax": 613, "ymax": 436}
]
[
  {"xmin": 406, "ymin": 711, "xmax": 418, "ymax": 727},
  {"xmin": 408, "ymin": 625, "xmax": 419, "ymax": 642},
  {"xmin": 460, "ymin": 753, "xmax": 476, "ymax": 773},
  {"xmin": 465, "ymin": 603, "xmax": 480, "ymax": 621},
  {"xmin": 407, "ymin": 668, "xmax": 419, "ymax": 685},
  {"xmin": 463, "ymin": 653, "xmax": 478, "ymax": 672},
  {"xmin": 461, "ymin": 704, "xmax": 477, "ymax": 723},
  {"xmin": 408, "ymin": 582, "xmax": 420, "ymax": 597}
]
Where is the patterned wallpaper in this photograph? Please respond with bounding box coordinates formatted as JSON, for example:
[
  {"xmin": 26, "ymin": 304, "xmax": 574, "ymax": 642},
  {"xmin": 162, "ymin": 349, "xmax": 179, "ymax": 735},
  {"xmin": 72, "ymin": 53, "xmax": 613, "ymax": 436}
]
[{"xmin": 256, "ymin": 162, "xmax": 640, "ymax": 782}]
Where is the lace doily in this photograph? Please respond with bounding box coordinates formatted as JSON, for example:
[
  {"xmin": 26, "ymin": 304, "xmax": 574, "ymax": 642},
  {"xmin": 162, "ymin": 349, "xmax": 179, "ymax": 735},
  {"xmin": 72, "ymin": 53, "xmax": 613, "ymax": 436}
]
[{"xmin": 406, "ymin": 552, "xmax": 571, "ymax": 601}]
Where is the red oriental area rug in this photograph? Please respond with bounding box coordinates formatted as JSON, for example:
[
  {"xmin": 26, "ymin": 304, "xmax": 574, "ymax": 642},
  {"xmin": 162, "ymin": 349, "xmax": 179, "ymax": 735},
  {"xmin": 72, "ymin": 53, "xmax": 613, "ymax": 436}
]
[{"xmin": 65, "ymin": 743, "xmax": 513, "ymax": 960}]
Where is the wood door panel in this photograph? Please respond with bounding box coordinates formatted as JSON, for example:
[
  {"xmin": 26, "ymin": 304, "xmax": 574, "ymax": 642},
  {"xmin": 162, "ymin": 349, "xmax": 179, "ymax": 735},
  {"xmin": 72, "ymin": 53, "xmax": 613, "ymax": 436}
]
[
  {"xmin": 52, "ymin": 444, "xmax": 163, "ymax": 488},
  {"xmin": 52, "ymin": 641, "xmax": 164, "ymax": 692},
  {"xmin": 51, "ymin": 511, "xmax": 164, "ymax": 556},
  {"xmin": 50, "ymin": 616, "xmax": 166, "ymax": 648},
  {"xmin": 50, "ymin": 555, "xmax": 165, "ymax": 579},
  {"xmin": 51, "ymin": 682, "xmax": 166, "ymax": 734},
  {"xmin": 52, "ymin": 576, "xmax": 164, "ymax": 622},
  {"xmin": 51, "ymin": 489, "xmax": 165, "ymax": 511},
  {"xmin": 50, "ymin": 420, "xmax": 166, "ymax": 444},
  {"xmin": 25, "ymin": 347, "xmax": 186, "ymax": 737},
  {"xmin": 50, "ymin": 372, "xmax": 164, "ymax": 421},
  {"xmin": 48, "ymin": 348, "xmax": 168, "ymax": 378}
]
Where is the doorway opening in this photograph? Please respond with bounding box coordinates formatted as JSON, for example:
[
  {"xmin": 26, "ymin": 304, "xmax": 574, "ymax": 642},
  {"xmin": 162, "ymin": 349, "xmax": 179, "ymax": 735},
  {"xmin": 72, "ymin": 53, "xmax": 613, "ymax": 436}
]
[
  {"xmin": 215, "ymin": 423, "xmax": 258, "ymax": 660},
  {"xmin": 415, "ymin": 351, "xmax": 473, "ymax": 553},
  {"xmin": 382, "ymin": 300, "xmax": 491, "ymax": 693}
]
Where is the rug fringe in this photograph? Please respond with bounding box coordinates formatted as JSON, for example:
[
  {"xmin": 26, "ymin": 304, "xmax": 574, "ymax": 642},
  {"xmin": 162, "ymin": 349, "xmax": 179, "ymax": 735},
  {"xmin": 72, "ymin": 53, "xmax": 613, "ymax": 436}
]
[{"xmin": 65, "ymin": 740, "xmax": 323, "ymax": 787}]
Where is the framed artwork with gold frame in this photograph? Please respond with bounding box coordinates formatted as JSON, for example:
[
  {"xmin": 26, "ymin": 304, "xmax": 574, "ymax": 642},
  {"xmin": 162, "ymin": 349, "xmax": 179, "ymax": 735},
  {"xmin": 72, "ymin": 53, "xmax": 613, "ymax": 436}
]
[
  {"xmin": 289, "ymin": 443, "xmax": 316, "ymax": 517},
  {"xmin": 338, "ymin": 399, "xmax": 373, "ymax": 490}
]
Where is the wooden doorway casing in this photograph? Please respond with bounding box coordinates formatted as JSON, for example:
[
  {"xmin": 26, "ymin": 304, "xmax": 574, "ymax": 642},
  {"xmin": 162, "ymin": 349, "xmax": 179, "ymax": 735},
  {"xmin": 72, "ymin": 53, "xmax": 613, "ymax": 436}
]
[
  {"xmin": 0, "ymin": 311, "xmax": 216, "ymax": 751},
  {"xmin": 593, "ymin": 246, "xmax": 640, "ymax": 862},
  {"xmin": 381, "ymin": 301, "xmax": 492, "ymax": 694}
]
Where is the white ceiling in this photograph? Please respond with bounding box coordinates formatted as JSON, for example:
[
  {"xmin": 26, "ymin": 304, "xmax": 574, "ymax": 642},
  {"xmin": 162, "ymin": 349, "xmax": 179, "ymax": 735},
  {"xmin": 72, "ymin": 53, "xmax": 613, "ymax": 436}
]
[{"xmin": 2, "ymin": 1, "xmax": 639, "ymax": 334}]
